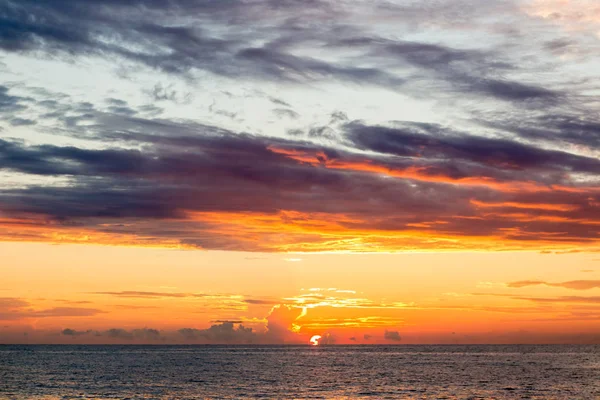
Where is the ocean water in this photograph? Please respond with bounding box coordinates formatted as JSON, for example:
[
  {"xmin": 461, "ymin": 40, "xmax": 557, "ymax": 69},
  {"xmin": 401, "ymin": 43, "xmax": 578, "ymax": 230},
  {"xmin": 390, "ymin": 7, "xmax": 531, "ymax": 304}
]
[{"xmin": 1, "ymin": 345, "xmax": 599, "ymax": 399}]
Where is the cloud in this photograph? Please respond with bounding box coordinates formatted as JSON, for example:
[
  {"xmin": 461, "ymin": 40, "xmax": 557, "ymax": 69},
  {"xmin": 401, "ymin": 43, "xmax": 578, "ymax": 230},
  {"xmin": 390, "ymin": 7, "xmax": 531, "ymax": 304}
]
[
  {"xmin": 0, "ymin": 297, "xmax": 29, "ymax": 309},
  {"xmin": 113, "ymin": 305, "xmax": 159, "ymax": 310},
  {"xmin": 344, "ymin": 121, "xmax": 600, "ymax": 177},
  {"xmin": 265, "ymin": 305, "xmax": 305, "ymax": 343},
  {"xmin": 61, "ymin": 328, "xmax": 93, "ymax": 337},
  {"xmin": 91, "ymin": 291, "xmax": 214, "ymax": 298},
  {"xmin": 105, "ymin": 328, "xmax": 133, "ymax": 340},
  {"xmin": 363, "ymin": 334, "xmax": 372, "ymax": 340},
  {"xmin": 0, "ymin": 85, "xmax": 27, "ymax": 113},
  {"xmin": 56, "ymin": 300, "xmax": 93, "ymax": 305},
  {"xmin": 27, "ymin": 307, "xmax": 105, "ymax": 318},
  {"xmin": 0, "ymin": 298, "xmax": 105, "ymax": 320},
  {"xmin": 384, "ymin": 330, "xmax": 402, "ymax": 342},
  {"xmin": 9, "ymin": 117, "xmax": 36, "ymax": 126},
  {"xmin": 480, "ymin": 111, "xmax": 600, "ymax": 152},
  {"xmin": 508, "ymin": 280, "xmax": 600, "ymax": 290},
  {"xmin": 0, "ymin": 0, "xmax": 400, "ymax": 88},
  {"xmin": 515, "ymin": 296, "xmax": 600, "ymax": 304},
  {"xmin": 178, "ymin": 322, "xmax": 256, "ymax": 344},
  {"xmin": 211, "ymin": 320, "xmax": 244, "ymax": 324},
  {"xmin": 477, "ymin": 293, "xmax": 600, "ymax": 304},
  {"xmin": 133, "ymin": 328, "xmax": 162, "ymax": 341},
  {"xmin": 273, "ymin": 108, "xmax": 300, "ymax": 119},
  {"xmin": 100, "ymin": 328, "xmax": 162, "ymax": 340},
  {"xmin": 525, "ymin": 0, "xmax": 600, "ymax": 34},
  {"xmin": 0, "ymin": 0, "xmax": 599, "ymax": 254},
  {"xmin": 0, "ymin": 108, "xmax": 598, "ymax": 252},
  {"xmin": 244, "ymin": 299, "xmax": 280, "ymax": 305},
  {"xmin": 0, "ymin": 0, "xmax": 574, "ymax": 105}
]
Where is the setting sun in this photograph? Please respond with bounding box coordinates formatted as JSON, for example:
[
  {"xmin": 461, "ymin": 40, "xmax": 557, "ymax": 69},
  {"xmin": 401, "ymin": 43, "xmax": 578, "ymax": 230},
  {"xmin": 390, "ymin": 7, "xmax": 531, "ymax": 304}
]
[{"xmin": 310, "ymin": 335, "xmax": 322, "ymax": 346}]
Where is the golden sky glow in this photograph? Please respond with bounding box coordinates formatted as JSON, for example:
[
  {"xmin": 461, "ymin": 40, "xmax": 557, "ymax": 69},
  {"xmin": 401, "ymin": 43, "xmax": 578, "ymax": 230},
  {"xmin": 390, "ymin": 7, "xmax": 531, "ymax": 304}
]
[{"xmin": 1, "ymin": 243, "xmax": 599, "ymax": 344}]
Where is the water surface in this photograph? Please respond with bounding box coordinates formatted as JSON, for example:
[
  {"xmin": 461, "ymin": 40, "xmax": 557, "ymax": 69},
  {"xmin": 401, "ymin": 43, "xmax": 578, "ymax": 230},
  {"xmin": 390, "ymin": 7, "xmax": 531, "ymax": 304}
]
[{"xmin": 1, "ymin": 345, "xmax": 599, "ymax": 399}]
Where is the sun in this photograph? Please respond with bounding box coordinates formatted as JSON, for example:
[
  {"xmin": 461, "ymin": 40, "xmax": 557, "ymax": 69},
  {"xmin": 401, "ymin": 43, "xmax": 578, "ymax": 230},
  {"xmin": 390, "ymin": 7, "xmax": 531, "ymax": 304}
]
[{"xmin": 309, "ymin": 335, "xmax": 322, "ymax": 346}]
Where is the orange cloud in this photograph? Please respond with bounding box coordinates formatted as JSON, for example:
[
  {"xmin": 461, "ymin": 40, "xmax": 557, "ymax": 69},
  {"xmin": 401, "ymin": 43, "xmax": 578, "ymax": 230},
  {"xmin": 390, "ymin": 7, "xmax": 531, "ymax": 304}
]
[
  {"xmin": 268, "ymin": 145, "xmax": 593, "ymax": 194},
  {"xmin": 508, "ymin": 280, "xmax": 600, "ymax": 290}
]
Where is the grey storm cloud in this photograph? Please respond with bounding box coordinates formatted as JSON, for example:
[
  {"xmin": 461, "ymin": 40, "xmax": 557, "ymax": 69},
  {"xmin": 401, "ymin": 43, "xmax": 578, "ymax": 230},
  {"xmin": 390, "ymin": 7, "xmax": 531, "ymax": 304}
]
[
  {"xmin": 0, "ymin": 0, "xmax": 571, "ymax": 104},
  {"xmin": 343, "ymin": 122, "xmax": 600, "ymax": 176},
  {"xmin": 0, "ymin": 0, "xmax": 598, "ymax": 252},
  {"xmin": 0, "ymin": 93, "xmax": 598, "ymax": 251},
  {"xmin": 481, "ymin": 112, "xmax": 600, "ymax": 150}
]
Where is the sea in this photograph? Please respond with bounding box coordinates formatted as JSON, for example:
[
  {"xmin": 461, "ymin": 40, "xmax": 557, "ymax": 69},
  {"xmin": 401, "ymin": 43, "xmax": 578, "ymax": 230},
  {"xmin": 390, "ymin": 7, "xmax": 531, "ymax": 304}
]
[{"xmin": 1, "ymin": 345, "xmax": 599, "ymax": 399}]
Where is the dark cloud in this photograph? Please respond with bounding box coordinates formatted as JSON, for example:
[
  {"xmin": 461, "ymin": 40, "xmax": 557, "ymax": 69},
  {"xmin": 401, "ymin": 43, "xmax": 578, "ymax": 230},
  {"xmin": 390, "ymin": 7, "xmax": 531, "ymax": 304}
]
[
  {"xmin": 102, "ymin": 328, "xmax": 162, "ymax": 340},
  {"xmin": 0, "ymin": 76, "xmax": 598, "ymax": 252},
  {"xmin": 384, "ymin": 330, "xmax": 402, "ymax": 342},
  {"xmin": 334, "ymin": 37, "xmax": 560, "ymax": 104},
  {"xmin": 0, "ymin": 85, "xmax": 27, "ymax": 113},
  {"xmin": 480, "ymin": 112, "xmax": 600, "ymax": 150},
  {"xmin": 9, "ymin": 117, "xmax": 36, "ymax": 126},
  {"xmin": 133, "ymin": 328, "xmax": 162, "ymax": 341},
  {"xmin": 237, "ymin": 47, "xmax": 403, "ymax": 86},
  {"xmin": 178, "ymin": 322, "xmax": 256, "ymax": 344},
  {"xmin": 0, "ymin": 0, "xmax": 568, "ymax": 104},
  {"xmin": 61, "ymin": 328, "xmax": 92, "ymax": 336},
  {"xmin": 244, "ymin": 299, "xmax": 280, "ymax": 305},
  {"xmin": 344, "ymin": 121, "xmax": 600, "ymax": 176},
  {"xmin": 0, "ymin": 110, "xmax": 598, "ymax": 250},
  {"xmin": 0, "ymin": 0, "xmax": 394, "ymax": 87},
  {"xmin": 105, "ymin": 328, "xmax": 133, "ymax": 339}
]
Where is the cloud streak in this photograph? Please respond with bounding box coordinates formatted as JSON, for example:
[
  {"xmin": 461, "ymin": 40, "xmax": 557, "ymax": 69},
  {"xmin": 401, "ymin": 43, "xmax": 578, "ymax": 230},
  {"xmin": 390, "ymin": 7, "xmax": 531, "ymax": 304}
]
[
  {"xmin": 0, "ymin": 298, "xmax": 105, "ymax": 321},
  {"xmin": 508, "ymin": 280, "xmax": 600, "ymax": 290},
  {"xmin": 0, "ymin": 105, "xmax": 597, "ymax": 252}
]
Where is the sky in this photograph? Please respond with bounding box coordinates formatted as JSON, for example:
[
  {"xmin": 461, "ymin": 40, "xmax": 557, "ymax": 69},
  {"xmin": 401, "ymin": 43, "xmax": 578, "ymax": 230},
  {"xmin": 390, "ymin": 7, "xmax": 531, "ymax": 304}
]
[{"xmin": 0, "ymin": 0, "xmax": 599, "ymax": 344}]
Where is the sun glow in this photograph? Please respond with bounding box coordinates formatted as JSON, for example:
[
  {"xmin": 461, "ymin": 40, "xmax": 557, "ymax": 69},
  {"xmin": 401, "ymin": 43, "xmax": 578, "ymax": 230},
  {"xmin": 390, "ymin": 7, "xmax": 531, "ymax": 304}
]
[{"xmin": 309, "ymin": 335, "xmax": 322, "ymax": 346}]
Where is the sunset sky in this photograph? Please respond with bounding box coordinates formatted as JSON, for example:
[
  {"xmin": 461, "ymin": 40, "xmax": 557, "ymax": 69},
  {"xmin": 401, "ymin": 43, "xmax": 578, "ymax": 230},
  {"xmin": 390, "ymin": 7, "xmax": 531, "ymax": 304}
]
[{"xmin": 1, "ymin": 0, "xmax": 599, "ymax": 344}]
